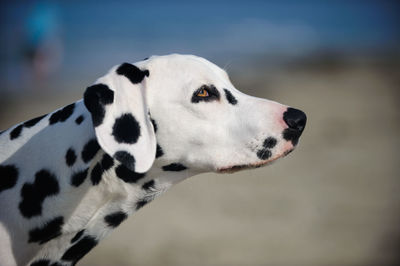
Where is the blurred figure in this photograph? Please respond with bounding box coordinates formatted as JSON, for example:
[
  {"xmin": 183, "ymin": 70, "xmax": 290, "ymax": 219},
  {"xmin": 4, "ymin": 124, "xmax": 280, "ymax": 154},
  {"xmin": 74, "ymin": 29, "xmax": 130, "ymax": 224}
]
[{"xmin": 23, "ymin": 1, "xmax": 63, "ymax": 81}]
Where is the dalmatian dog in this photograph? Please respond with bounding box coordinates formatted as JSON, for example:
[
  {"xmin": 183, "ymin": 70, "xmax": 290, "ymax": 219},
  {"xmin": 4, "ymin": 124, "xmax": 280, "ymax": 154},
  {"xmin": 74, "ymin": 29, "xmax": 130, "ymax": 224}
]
[{"xmin": 0, "ymin": 54, "xmax": 306, "ymax": 266}]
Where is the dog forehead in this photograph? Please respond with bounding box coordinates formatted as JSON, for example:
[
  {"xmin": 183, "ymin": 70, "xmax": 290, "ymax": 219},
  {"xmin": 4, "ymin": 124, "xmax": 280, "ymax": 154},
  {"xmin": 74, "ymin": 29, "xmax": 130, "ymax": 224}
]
[{"xmin": 140, "ymin": 54, "xmax": 229, "ymax": 82}]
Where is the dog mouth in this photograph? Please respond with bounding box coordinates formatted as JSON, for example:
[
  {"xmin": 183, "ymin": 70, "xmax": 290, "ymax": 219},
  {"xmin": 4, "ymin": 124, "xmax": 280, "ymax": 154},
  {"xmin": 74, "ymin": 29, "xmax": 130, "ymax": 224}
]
[{"xmin": 217, "ymin": 149, "xmax": 293, "ymax": 174}]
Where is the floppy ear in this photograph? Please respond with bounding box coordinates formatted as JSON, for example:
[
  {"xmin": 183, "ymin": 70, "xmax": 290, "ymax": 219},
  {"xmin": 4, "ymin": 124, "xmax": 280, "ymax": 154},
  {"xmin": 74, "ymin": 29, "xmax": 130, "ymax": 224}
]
[{"xmin": 84, "ymin": 63, "xmax": 156, "ymax": 173}]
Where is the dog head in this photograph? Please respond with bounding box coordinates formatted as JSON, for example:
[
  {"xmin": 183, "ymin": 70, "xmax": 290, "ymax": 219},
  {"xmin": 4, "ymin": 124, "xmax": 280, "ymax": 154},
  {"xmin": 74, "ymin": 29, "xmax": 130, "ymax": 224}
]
[{"xmin": 84, "ymin": 54, "xmax": 306, "ymax": 174}]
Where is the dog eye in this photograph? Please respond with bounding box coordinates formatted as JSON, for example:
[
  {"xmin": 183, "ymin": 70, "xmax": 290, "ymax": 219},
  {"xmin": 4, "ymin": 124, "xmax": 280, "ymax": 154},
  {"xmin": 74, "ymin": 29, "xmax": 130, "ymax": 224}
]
[
  {"xmin": 191, "ymin": 85, "xmax": 220, "ymax": 103},
  {"xmin": 196, "ymin": 87, "xmax": 209, "ymax": 97}
]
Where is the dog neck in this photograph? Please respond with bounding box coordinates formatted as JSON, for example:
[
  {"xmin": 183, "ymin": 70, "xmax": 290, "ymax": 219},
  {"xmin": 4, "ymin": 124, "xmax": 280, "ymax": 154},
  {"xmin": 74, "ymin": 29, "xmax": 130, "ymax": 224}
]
[{"xmin": 96, "ymin": 150, "xmax": 199, "ymax": 211}]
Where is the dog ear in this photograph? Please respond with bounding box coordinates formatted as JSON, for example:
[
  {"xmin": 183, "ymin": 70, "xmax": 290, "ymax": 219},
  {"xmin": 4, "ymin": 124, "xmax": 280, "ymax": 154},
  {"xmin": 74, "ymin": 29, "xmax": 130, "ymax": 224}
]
[{"xmin": 84, "ymin": 63, "xmax": 156, "ymax": 173}]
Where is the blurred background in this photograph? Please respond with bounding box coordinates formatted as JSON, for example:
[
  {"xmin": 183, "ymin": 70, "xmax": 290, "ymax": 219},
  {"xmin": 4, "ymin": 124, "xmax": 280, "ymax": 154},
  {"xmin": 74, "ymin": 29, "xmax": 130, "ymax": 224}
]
[{"xmin": 1, "ymin": 0, "xmax": 399, "ymax": 265}]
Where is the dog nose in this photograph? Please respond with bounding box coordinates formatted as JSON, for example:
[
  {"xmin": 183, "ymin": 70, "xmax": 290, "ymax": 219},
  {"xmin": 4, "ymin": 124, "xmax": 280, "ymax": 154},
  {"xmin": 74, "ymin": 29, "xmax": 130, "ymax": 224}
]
[{"xmin": 283, "ymin": 108, "xmax": 307, "ymax": 133}]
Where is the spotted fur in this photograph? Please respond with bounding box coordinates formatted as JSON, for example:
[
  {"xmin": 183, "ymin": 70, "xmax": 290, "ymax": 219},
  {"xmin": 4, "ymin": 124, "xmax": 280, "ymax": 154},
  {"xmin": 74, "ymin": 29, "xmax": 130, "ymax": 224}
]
[
  {"xmin": 9, "ymin": 114, "xmax": 46, "ymax": 140},
  {"xmin": 19, "ymin": 170, "xmax": 59, "ymax": 218},
  {"xmin": 49, "ymin": 103, "xmax": 75, "ymax": 125},
  {"xmin": 0, "ymin": 54, "xmax": 306, "ymax": 266},
  {"xmin": 28, "ymin": 216, "xmax": 64, "ymax": 244}
]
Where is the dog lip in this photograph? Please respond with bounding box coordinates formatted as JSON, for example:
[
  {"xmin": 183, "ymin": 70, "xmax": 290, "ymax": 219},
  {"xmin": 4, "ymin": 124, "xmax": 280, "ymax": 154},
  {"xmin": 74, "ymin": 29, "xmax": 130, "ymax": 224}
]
[{"xmin": 217, "ymin": 149, "xmax": 293, "ymax": 173}]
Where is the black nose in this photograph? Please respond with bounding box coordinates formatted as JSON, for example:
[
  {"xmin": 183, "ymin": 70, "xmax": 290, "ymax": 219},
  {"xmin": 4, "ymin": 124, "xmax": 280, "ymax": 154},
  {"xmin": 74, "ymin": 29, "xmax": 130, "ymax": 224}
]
[{"xmin": 283, "ymin": 108, "xmax": 307, "ymax": 133}]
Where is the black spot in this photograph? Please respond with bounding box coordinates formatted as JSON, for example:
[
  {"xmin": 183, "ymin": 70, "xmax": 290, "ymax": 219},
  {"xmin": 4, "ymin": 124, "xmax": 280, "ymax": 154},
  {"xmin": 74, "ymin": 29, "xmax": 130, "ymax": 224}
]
[
  {"xmin": 142, "ymin": 180, "xmax": 155, "ymax": 191},
  {"xmin": 71, "ymin": 168, "xmax": 89, "ymax": 187},
  {"xmin": 75, "ymin": 115, "xmax": 84, "ymax": 125},
  {"xmin": 112, "ymin": 113, "xmax": 141, "ymax": 144},
  {"xmin": 10, "ymin": 124, "xmax": 23, "ymax": 140},
  {"xmin": 282, "ymin": 128, "xmax": 300, "ymax": 146},
  {"xmin": 90, "ymin": 163, "xmax": 103, "ymax": 185},
  {"xmin": 81, "ymin": 139, "xmax": 100, "ymax": 163},
  {"xmin": 101, "ymin": 153, "xmax": 114, "ymax": 170},
  {"xmin": 0, "ymin": 130, "xmax": 4, "ymax": 135},
  {"xmin": 116, "ymin": 63, "xmax": 149, "ymax": 84},
  {"xmin": 162, "ymin": 163, "xmax": 187, "ymax": 172},
  {"xmin": 151, "ymin": 118, "xmax": 158, "ymax": 133},
  {"xmin": 71, "ymin": 229, "xmax": 85, "ymax": 244},
  {"xmin": 156, "ymin": 144, "xmax": 164, "ymax": 158},
  {"xmin": 0, "ymin": 164, "xmax": 18, "ymax": 193},
  {"xmin": 61, "ymin": 235, "xmax": 98, "ymax": 263},
  {"xmin": 49, "ymin": 103, "xmax": 75, "ymax": 125},
  {"xmin": 263, "ymin": 137, "xmax": 277, "ymax": 149},
  {"xmin": 28, "ymin": 216, "xmax": 64, "ymax": 244},
  {"xmin": 115, "ymin": 165, "xmax": 145, "ymax": 183},
  {"xmin": 256, "ymin": 148, "xmax": 272, "ymax": 160},
  {"xmin": 19, "ymin": 169, "xmax": 59, "ymax": 218},
  {"xmin": 136, "ymin": 199, "xmax": 149, "ymax": 210},
  {"xmin": 9, "ymin": 115, "xmax": 47, "ymax": 140},
  {"xmin": 223, "ymin": 89, "xmax": 238, "ymax": 105},
  {"xmin": 24, "ymin": 114, "xmax": 46, "ymax": 128},
  {"xmin": 30, "ymin": 260, "xmax": 61, "ymax": 266},
  {"xmin": 65, "ymin": 148, "xmax": 77, "ymax": 167},
  {"xmin": 114, "ymin": 151, "xmax": 136, "ymax": 171},
  {"xmin": 104, "ymin": 211, "xmax": 128, "ymax": 228},
  {"xmin": 84, "ymin": 84, "xmax": 114, "ymax": 127},
  {"xmin": 30, "ymin": 259, "xmax": 50, "ymax": 266}
]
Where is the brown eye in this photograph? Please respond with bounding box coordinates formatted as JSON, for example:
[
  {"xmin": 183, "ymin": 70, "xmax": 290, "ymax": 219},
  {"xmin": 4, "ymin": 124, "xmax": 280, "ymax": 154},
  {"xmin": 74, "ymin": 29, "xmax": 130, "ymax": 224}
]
[
  {"xmin": 197, "ymin": 88, "xmax": 209, "ymax": 97},
  {"xmin": 191, "ymin": 85, "xmax": 220, "ymax": 103}
]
